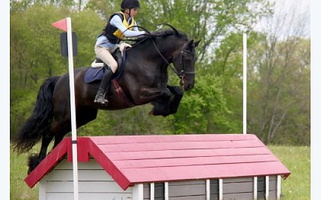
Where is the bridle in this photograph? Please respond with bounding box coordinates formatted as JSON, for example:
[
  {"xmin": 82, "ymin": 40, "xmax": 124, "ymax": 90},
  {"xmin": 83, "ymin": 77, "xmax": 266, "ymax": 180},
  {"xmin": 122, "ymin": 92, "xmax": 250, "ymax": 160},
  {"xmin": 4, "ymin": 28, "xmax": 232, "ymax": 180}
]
[{"xmin": 152, "ymin": 40, "xmax": 196, "ymax": 80}]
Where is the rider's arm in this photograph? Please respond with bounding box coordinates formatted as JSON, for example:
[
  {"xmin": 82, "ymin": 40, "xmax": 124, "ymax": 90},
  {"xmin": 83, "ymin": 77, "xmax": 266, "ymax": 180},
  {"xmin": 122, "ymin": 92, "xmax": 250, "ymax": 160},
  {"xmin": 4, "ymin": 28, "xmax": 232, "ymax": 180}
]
[{"xmin": 110, "ymin": 15, "xmax": 145, "ymax": 37}]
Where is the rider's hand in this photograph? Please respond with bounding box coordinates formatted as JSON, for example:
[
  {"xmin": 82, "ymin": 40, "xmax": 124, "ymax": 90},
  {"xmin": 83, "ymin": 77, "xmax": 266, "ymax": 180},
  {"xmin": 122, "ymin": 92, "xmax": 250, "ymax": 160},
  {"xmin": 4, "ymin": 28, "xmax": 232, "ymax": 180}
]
[{"xmin": 119, "ymin": 43, "xmax": 132, "ymax": 52}]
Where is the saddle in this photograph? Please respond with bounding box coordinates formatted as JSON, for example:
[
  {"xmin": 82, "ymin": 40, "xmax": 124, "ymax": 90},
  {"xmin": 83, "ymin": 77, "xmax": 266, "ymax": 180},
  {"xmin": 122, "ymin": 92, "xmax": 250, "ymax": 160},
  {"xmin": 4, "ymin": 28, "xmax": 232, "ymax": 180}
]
[
  {"xmin": 85, "ymin": 47, "xmax": 133, "ymax": 106},
  {"xmin": 84, "ymin": 49, "xmax": 126, "ymax": 84}
]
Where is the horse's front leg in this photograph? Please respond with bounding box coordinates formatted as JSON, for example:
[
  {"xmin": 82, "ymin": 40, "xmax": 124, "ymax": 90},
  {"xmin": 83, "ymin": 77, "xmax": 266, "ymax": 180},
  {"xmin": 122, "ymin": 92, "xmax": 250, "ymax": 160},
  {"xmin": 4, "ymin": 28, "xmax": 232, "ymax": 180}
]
[
  {"xmin": 132, "ymin": 87, "xmax": 172, "ymax": 116},
  {"xmin": 133, "ymin": 87, "xmax": 171, "ymax": 104},
  {"xmin": 145, "ymin": 86, "xmax": 183, "ymax": 117},
  {"xmin": 151, "ymin": 86, "xmax": 184, "ymax": 116},
  {"xmin": 167, "ymin": 85, "xmax": 184, "ymax": 114}
]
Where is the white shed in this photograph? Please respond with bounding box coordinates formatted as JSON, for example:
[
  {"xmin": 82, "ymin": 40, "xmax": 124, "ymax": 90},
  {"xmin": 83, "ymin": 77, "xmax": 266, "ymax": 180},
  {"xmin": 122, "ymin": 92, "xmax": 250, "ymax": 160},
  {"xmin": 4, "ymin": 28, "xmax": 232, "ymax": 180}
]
[{"xmin": 25, "ymin": 134, "xmax": 290, "ymax": 200}]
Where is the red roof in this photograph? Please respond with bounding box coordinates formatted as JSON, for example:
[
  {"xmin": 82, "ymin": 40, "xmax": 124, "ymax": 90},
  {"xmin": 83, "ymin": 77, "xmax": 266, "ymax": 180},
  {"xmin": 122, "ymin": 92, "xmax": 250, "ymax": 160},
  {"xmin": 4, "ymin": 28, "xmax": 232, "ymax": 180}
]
[{"xmin": 25, "ymin": 134, "xmax": 290, "ymax": 190}]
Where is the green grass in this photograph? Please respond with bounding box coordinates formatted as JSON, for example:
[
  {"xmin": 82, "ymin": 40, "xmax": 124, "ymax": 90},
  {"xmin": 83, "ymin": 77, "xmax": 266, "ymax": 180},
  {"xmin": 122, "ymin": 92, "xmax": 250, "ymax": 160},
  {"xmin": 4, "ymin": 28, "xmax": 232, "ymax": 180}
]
[
  {"xmin": 269, "ymin": 145, "xmax": 310, "ymax": 200},
  {"xmin": 10, "ymin": 147, "xmax": 39, "ymax": 200},
  {"xmin": 10, "ymin": 145, "xmax": 310, "ymax": 200}
]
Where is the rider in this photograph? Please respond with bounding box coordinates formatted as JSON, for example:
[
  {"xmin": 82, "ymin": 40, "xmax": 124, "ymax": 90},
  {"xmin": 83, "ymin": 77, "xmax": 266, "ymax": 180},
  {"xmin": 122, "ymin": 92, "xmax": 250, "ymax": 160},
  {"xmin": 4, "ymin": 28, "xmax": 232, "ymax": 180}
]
[{"xmin": 94, "ymin": 0, "xmax": 145, "ymax": 105}]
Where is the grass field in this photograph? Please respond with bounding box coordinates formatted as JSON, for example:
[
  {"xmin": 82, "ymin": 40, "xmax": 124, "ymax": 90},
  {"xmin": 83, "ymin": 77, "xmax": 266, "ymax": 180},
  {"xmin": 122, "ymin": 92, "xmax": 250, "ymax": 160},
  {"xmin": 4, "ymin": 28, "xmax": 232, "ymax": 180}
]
[
  {"xmin": 10, "ymin": 144, "xmax": 310, "ymax": 200},
  {"xmin": 269, "ymin": 145, "xmax": 310, "ymax": 200}
]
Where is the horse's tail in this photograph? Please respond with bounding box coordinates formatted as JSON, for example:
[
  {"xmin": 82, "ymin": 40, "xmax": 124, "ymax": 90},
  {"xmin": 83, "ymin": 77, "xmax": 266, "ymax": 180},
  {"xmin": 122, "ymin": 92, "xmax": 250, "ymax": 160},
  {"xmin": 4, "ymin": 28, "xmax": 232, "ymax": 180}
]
[{"xmin": 13, "ymin": 76, "xmax": 60, "ymax": 153}]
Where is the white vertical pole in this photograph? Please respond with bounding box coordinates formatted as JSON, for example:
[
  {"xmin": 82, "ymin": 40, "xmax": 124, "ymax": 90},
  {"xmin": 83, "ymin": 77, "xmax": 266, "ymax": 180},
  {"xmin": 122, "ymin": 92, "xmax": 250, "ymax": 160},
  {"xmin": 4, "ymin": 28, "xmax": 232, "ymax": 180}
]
[
  {"xmin": 150, "ymin": 183, "xmax": 155, "ymax": 200},
  {"xmin": 66, "ymin": 17, "xmax": 79, "ymax": 200},
  {"xmin": 277, "ymin": 175, "xmax": 282, "ymax": 200},
  {"xmin": 265, "ymin": 176, "xmax": 270, "ymax": 200},
  {"xmin": 253, "ymin": 177, "xmax": 258, "ymax": 200},
  {"xmin": 164, "ymin": 182, "xmax": 169, "ymax": 200},
  {"xmin": 219, "ymin": 179, "xmax": 223, "ymax": 200},
  {"xmin": 243, "ymin": 33, "xmax": 247, "ymax": 135},
  {"xmin": 206, "ymin": 179, "xmax": 210, "ymax": 200}
]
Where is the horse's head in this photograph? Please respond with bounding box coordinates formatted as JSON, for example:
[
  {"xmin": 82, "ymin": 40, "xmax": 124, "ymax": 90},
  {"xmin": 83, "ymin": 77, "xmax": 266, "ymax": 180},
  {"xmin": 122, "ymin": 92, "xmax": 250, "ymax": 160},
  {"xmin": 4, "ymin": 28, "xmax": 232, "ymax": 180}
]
[
  {"xmin": 133, "ymin": 24, "xmax": 200, "ymax": 91},
  {"xmin": 172, "ymin": 39, "xmax": 200, "ymax": 91},
  {"xmin": 157, "ymin": 24, "xmax": 199, "ymax": 91}
]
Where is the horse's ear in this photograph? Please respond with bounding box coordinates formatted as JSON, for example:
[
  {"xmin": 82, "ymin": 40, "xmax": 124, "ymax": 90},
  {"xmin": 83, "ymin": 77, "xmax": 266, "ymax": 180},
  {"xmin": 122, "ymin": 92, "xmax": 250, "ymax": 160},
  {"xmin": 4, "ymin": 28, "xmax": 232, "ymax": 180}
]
[
  {"xmin": 187, "ymin": 39, "xmax": 200, "ymax": 50},
  {"xmin": 194, "ymin": 40, "xmax": 201, "ymax": 47},
  {"xmin": 187, "ymin": 40, "xmax": 194, "ymax": 51}
]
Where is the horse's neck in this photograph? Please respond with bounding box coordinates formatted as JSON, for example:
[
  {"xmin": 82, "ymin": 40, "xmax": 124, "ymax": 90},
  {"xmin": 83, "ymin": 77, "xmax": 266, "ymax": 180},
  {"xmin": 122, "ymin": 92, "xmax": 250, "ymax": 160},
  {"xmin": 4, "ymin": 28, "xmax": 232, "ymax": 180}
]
[
  {"xmin": 155, "ymin": 37, "xmax": 183, "ymax": 57},
  {"xmin": 135, "ymin": 37, "xmax": 182, "ymax": 62}
]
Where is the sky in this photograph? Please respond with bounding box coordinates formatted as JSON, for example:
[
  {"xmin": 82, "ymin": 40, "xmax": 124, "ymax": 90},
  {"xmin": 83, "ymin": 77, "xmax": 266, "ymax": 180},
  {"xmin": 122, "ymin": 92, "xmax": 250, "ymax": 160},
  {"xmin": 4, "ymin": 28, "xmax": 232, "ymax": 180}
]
[{"xmin": 254, "ymin": 0, "xmax": 310, "ymax": 38}]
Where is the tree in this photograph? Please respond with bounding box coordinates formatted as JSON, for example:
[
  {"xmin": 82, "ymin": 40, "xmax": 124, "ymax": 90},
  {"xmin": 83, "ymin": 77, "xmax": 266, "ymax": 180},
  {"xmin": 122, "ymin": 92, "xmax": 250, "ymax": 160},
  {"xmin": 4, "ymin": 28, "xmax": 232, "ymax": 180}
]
[
  {"xmin": 246, "ymin": 3, "xmax": 310, "ymax": 144},
  {"xmin": 79, "ymin": 0, "xmax": 273, "ymax": 135},
  {"xmin": 10, "ymin": 4, "xmax": 104, "ymax": 137},
  {"xmin": 10, "ymin": 0, "xmax": 278, "ymax": 140}
]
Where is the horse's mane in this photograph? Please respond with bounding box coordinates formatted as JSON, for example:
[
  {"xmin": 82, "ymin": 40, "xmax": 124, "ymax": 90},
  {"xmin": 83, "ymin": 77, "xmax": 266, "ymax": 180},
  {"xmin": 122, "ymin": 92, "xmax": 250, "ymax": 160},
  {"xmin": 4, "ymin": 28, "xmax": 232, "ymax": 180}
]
[
  {"xmin": 127, "ymin": 28, "xmax": 188, "ymax": 46},
  {"xmin": 148, "ymin": 29, "xmax": 187, "ymax": 38}
]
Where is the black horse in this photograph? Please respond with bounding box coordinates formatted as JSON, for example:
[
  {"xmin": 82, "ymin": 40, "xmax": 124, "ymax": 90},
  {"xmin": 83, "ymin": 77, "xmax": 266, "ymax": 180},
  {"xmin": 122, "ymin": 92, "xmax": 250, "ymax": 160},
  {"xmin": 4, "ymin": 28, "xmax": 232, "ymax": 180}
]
[{"xmin": 13, "ymin": 25, "xmax": 199, "ymax": 173}]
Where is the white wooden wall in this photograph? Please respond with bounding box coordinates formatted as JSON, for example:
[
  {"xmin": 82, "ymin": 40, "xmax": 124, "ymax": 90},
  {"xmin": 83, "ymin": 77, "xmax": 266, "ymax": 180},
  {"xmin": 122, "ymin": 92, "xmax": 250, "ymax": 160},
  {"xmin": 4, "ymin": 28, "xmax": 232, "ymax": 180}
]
[
  {"xmin": 39, "ymin": 159, "xmax": 132, "ymax": 200},
  {"xmin": 38, "ymin": 159, "xmax": 282, "ymax": 200}
]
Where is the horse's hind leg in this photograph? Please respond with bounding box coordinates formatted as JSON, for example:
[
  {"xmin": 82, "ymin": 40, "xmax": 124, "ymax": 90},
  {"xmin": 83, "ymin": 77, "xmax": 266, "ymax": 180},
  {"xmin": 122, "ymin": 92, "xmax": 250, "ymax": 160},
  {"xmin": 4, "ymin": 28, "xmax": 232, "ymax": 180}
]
[
  {"xmin": 27, "ymin": 133, "xmax": 54, "ymax": 174},
  {"xmin": 27, "ymin": 107, "xmax": 98, "ymax": 173},
  {"xmin": 52, "ymin": 107, "xmax": 98, "ymax": 148},
  {"xmin": 27, "ymin": 113, "xmax": 71, "ymax": 173}
]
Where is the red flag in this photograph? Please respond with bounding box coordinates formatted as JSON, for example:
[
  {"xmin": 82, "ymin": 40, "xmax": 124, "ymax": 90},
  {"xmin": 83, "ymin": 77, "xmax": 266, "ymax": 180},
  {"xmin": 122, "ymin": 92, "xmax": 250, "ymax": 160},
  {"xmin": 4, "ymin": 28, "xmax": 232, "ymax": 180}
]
[{"xmin": 52, "ymin": 18, "xmax": 67, "ymax": 32}]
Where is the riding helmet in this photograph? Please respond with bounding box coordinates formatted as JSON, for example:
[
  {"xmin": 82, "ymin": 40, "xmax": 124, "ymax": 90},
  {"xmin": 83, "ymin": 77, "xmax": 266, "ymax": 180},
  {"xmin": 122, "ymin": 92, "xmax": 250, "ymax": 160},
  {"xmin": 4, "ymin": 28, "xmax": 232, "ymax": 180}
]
[{"xmin": 121, "ymin": 0, "xmax": 140, "ymax": 10}]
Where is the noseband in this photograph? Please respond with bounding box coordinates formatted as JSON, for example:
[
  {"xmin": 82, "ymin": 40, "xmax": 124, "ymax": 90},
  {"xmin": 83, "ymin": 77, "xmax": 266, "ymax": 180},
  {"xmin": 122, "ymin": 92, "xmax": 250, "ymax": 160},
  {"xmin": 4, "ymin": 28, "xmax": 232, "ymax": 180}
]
[{"xmin": 173, "ymin": 49, "xmax": 196, "ymax": 78}]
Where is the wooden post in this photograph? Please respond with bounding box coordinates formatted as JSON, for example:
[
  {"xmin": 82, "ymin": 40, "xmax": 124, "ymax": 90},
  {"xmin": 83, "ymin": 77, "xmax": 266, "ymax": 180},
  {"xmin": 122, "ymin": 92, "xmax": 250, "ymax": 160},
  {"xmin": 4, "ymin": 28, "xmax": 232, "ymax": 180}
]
[
  {"xmin": 206, "ymin": 179, "xmax": 210, "ymax": 200},
  {"xmin": 132, "ymin": 184, "xmax": 144, "ymax": 200},
  {"xmin": 253, "ymin": 176, "xmax": 258, "ymax": 200},
  {"xmin": 164, "ymin": 182, "xmax": 169, "ymax": 200},
  {"xmin": 265, "ymin": 176, "xmax": 270, "ymax": 200},
  {"xmin": 277, "ymin": 175, "xmax": 282, "ymax": 200},
  {"xmin": 150, "ymin": 183, "xmax": 155, "ymax": 200},
  {"xmin": 219, "ymin": 179, "xmax": 223, "ymax": 200}
]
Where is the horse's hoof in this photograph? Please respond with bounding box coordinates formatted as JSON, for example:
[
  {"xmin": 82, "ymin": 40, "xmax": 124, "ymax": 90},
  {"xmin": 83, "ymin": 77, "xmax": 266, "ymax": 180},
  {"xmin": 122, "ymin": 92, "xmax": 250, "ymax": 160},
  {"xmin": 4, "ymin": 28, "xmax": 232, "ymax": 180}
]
[{"xmin": 28, "ymin": 154, "xmax": 41, "ymax": 174}]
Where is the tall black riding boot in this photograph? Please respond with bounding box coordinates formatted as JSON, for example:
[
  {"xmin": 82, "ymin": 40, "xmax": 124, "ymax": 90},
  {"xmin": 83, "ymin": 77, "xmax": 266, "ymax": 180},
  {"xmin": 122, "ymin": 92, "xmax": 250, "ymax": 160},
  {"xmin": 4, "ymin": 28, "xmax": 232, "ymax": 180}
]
[{"xmin": 94, "ymin": 67, "xmax": 113, "ymax": 105}]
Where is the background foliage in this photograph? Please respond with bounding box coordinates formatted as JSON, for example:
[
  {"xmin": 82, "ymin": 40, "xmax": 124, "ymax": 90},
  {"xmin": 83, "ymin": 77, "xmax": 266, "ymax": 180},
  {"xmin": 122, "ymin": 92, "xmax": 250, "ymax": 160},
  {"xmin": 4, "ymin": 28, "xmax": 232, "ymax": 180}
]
[{"xmin": 10, "ymin": 0, "xmax": 310, "ymax": 145}]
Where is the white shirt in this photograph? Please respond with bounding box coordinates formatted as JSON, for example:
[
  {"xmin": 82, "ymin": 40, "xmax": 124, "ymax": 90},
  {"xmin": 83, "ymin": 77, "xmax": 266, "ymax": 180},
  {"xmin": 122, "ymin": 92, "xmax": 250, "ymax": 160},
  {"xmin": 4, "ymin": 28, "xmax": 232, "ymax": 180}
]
[{"xmin": 95, "ymin": 15, "xmax": 145, "ymax": 50}]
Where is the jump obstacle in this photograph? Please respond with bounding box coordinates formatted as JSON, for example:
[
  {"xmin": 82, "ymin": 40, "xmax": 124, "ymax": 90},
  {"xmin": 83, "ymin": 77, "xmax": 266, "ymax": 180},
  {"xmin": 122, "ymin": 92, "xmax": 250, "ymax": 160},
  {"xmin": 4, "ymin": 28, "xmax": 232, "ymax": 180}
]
[{"xmin": 25, "ymin": 134, "xmax": 290, "ymax": 200}]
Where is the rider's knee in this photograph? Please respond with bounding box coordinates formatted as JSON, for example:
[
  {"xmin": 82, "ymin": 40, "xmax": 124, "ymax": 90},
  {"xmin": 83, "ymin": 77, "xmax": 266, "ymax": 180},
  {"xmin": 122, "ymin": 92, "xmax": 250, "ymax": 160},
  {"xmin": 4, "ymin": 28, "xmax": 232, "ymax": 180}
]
[{"xmin": 109, "ymin": 62, "xmax": 118, "ymax": 73}]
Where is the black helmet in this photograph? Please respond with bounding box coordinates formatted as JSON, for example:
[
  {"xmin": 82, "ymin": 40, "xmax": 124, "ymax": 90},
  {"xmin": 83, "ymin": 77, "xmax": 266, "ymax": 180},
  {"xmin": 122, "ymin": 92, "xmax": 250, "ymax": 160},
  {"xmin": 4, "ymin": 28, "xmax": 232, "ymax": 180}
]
[{"xmin": 121, "ymin": 0, "xmax": 140, "ymax": 10}]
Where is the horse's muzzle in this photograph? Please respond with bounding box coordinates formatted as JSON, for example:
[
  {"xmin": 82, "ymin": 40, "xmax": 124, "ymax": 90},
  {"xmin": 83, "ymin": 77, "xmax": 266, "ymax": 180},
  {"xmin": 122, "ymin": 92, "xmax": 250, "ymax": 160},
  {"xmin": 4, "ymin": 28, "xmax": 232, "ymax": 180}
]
[
  {"xmin": 180, "ymin": 81, "xmax": 194, "ymax": 91},
  {"xmin": 185, "ymin": 83, "xmax": 194, "ymax": 91},
  {"xmin": 180, "ymin": 79, "xmax": 194, "ymax": 91}
]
